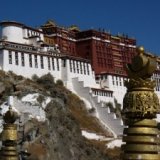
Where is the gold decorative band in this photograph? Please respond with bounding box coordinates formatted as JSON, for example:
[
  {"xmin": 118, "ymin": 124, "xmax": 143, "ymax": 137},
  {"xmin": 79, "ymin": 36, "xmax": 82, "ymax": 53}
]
[
  {"xmin": 2, "ymin": 129, "xmax": 17, "ymax": 141},
  {"xmin": 1, "ymin": 146, "xmax": 17, "ymax": 151},
  {"xmin": 124, "ymin": 127, "xmax": 159, "ymax": 135},
  {"xmin": 130, "ymin": 88, "xmax": 154, "ymax": 91},
  {"xmin": 123, "ymin": 136, "xmax": 160, "ymax": 144},
  {"xmin": 122, "ymin": 153, "xmax": 160, "ymax": 160},
  {"xmin": 129, "ymin": 119, "xmax": 157, "ymax": 127},
  {"xmin": 2, "ymin": 151, "xmax": 17, "ymax": 156},
  {"xmin": 3, "ymin": 157, "xmax": 18, "ymax": 160},
  {"xmin": 122, "ymin": 144, "xmax": 159, "ymax": 152}
]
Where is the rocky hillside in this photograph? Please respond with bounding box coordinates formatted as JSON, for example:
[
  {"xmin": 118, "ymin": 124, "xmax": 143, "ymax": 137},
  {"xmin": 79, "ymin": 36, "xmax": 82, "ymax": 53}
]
[{"xmin": 0, "ymin": 71, "xmax": 121, "ymax": 160}]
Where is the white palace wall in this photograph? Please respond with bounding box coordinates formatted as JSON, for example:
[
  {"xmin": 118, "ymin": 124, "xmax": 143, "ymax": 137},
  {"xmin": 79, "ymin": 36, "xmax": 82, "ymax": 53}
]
[
  {"xmin": 1, "ymin": 24, "xmax": 44, "ymax": 46},
  {"xmin": 2, "ymin": 26, "xmax": 24, "ymax": 43},
  {"xmin": 1, "ymin": 48, "xmax": 97, "ymax": 89},
  {"xmin": 2, "ymin": 49, "xmax": 62, "ymax": 81},
  {"xmin": 61, "ymin": 59, "xmax": 96, "ymax": 89}
]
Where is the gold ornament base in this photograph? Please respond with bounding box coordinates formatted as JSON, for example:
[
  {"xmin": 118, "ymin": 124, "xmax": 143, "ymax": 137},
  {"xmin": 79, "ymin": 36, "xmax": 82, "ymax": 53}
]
[
  {"xmin": 0, "ymin": 146, "xmax": 18, "ymax": 160},
  {"xmin": 121, "ymin": 119, "xmax": 160, "ymax": 160}
]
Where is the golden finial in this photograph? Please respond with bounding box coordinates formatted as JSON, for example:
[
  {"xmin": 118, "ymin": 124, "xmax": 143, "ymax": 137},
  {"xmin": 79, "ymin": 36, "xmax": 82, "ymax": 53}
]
[
  {"xmin": 3, "ymin": 106, "xmax": 18, "ymax": 124},
  {"xmin": 121, "ymin": 46, "xmax": 160, "ymax": 159},
  {"xmin": 0, "ymin": 98, "xmax": 19, "ymax": 160},
  {"xmin": 126, "ymin": 46, "xmax": 156, "ymax": 78},
  {"xmin": 136, "ymin": 46, "xmax": 145, "ymax": 55}
]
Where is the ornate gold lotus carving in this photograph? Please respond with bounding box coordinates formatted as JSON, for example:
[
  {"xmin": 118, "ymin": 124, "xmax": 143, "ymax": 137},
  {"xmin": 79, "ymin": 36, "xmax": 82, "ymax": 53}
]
[
  {"xmin": 124, "ymin": 78, "xmax": 155, "ymax": 91},
  {"xmin": 123, "ymin": 91, "xmax": 159, "ymax": 118}
]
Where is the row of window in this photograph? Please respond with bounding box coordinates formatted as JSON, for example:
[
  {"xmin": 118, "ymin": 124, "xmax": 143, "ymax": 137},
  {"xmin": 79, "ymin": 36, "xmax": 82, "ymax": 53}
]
[
  {"xmin": 93, "ymin": 90, "xmax": 113, "ymax": 97},
  {"xmin": 96, "ymin": 51, "xmax": 112, "ymax": 57},
  {"xmin": 153, "ymin": 73, "xmax": 160, "ymax": 78},
  {"xmin": 97, "ymin": 58, "xmax": 113, "ymax": 68},
  {"xmin": 27, "ymin": 29, "xmax": 41, "ymax": 38},
  {"xmin": 8, "ymin": 51, "xmax": 60, "ymax": 71},
  {"xmin": 95, "ymin": 42, "xmax": 135, "ymax": 51},
  {"xmin": 155, "ymin": 78, "xmax": 160, "ymax": 92},
  {"xmin": 69, "ymin": 60, "xmax": 90, "ymax": 75},
  {"xmin": 112, "ymin": 81, "xmax": 123, "ymax": 86},
  {"xmin": 112, "ymin": 76, "xmax": 128, "ymax": 86},
  {"xmin": 8, "ymin": 51, "xmax": 92, "ymax": 76},
  {"xmin": 6, "ymin": 42, "xmax": 35, "ymax": 51}
]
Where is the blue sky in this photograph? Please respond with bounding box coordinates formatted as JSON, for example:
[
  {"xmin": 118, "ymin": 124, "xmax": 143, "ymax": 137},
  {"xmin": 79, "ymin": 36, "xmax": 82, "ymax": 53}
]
[{"xmin": 1, "ymin": 0, "xmax": 160, "ymax": 55}]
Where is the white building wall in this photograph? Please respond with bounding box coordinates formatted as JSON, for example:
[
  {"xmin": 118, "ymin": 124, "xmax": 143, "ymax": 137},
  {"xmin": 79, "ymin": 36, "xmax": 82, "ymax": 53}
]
[
  {"xmin": 2, "ymin": 26, "xmax": 26, "ymax": 43},
  {"xmin": 1, "ymin": 48, "xmax": 96, "ymax": 91},
  {"xmin": 62, "ymin": 59, "xmax": 96, "ymax": 89},
  {"xmin": 1, "ymin": 25, "xmax": 44, "ymax": 47},
  {"xmin": 71, "ymin": 77, "xmax": 123, "ymax": 136},
  {"xmin": 2, "ymin": 50, "xmax": 61, "ymax": 80},
  {"xmin": 91, "ymin": 91, "xmax": 113, "ymax": 103},
  {"xmin": 107, "ymin": 75, "xmax": 127, "ymax": 105},
  {"xmin": 61, "ymin": 59, "xmax": 69, "ymax": 86}
]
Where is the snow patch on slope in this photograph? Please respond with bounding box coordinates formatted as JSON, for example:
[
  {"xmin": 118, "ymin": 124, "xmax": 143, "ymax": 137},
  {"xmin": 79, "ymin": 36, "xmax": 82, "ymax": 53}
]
[
  {"xmin": 106, "ymin": 139, "xmax": 123, "ymax": 149},
  {"xmin": 0, "ymin": 94, "xmax": 52, "ymax": 123},
  {"xmin": 82, "ymin": 130, "xmax": 123, "ymax": 149},
  {"xmin": 82, "ymin": 130, "xmax": 113, "ymax": 141},
  {"xmin": 82, "ymin": 130, "xmax": 107, "ymax": 141}
]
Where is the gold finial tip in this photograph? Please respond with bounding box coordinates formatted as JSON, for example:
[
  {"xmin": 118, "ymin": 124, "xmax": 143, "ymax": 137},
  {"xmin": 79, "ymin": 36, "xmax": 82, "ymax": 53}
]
[
  {"xmin": 3, "ymin": 108, "xmax": 18, "ymax": 124},
  {"xmin": 137, "ymin": 46, "xmax": 145, "ymax": 54}
]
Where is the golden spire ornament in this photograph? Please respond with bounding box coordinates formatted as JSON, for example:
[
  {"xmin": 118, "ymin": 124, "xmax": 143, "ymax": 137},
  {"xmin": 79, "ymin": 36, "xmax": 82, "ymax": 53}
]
[
  {"xmin": 121, "ymin": 46, "xmax": 160, "ymax": 159},
  {"xmin": 0, "ymin": 104, "xmax": 19, "ymax": 160}
]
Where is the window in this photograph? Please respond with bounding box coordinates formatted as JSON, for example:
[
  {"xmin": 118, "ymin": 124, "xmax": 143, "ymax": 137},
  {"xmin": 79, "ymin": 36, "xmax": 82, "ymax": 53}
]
[
  {"xmin": 69, "ymin": 60, "xmax": 72, "ymax": 72},
  {"xmin": 73, "ymin": 61, "xmax": 76, "ymax": 73},
  {"xmin": 29, "ymin": 54, "xmax": 32, "ymax": 67},
  {"xmin": 56, "ymin": 58, "xmax": 59, "ymax": 71},
  {"xmin": 80, "ymin": 62, "xmax": 83, "ymax": 74},
  {"xmin": 76, "ymin": 61, "xmax": 79, "ymax": 73},
  {"xmin": 34, "ymin": 55, "xmax": 38, "ymax": 68},
  {"xmin": 52, "ymin": 57, "xmax": 55, "ymax": 70},
  {"xmin": 87, "ymin": 63, "xmax": 90, "ymax": 75},
  {"xmin": 83, "ymin": 63, "xmax": 86, "ymax": 75},
  {"xmin": 21, "ymin": 53, "xmax": 25, "ymax": 66},
  {"xmin": 8, "ymin": 51, "xmax": 12, "ymax": 64},
  {"xmin": 63, "ymin": 59, "xmax": 66, "ymax": 67},
  {"xmin": 40, "ymin": 56, "xmax": 44, "ymax": 69},
  {"xmin": 48, "ymin": 57, "xmax": 51, "ymax": 70},
  {"xmin": 15, "ymin": 52, "xmax": 18, "ymax": 65}
]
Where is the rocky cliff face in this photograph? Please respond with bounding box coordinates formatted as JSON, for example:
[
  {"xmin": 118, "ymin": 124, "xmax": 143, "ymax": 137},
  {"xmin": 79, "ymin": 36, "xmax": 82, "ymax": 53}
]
[
  {"xmin": 0, "ymin": 71, "xmax": 112, "ymax": 160},
  {"xmin": 24, "ymin": 99, "xmax": 108, "ymax": 160}
]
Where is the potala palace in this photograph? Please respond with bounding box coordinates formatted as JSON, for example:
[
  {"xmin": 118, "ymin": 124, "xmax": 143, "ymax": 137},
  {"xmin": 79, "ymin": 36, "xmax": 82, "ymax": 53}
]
[{"xmin": 0, "ymin": 21, "xmax": 160, "ymax": 137}]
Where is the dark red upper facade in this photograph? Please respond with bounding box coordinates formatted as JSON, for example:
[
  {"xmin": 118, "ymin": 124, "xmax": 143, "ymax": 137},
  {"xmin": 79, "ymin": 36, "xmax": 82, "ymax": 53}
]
[{"xmin": 41, "ymin": 21, "xmax": 137, "ymax": 76}]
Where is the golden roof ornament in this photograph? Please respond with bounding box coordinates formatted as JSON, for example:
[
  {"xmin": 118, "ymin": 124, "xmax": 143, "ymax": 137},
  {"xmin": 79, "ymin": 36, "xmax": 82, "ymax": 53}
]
[
  {"xmin": 121, "ymin": 46, "xmax": 160, "ymax": 159},
  {"xmin": 126, "ymin": 46, "xmax": 157, "ymax": 79}
]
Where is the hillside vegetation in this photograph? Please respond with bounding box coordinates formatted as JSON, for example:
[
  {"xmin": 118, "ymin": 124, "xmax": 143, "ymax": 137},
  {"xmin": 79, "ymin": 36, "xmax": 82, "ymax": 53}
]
[{"xmin": 0, "ymin": 71, "xmax": 121, "ymax": 160}]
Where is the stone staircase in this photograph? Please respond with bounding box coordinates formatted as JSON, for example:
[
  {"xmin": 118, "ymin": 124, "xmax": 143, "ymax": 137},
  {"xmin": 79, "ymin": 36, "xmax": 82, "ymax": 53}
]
[{"xmin": 72, "ymin": 77, "xmax": 124, "ymax": 137}]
